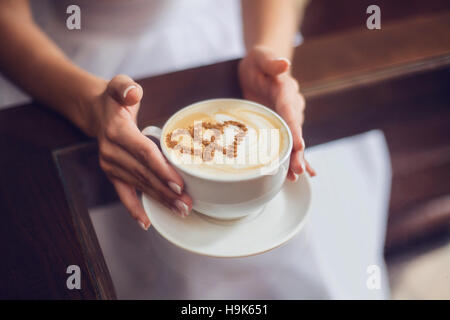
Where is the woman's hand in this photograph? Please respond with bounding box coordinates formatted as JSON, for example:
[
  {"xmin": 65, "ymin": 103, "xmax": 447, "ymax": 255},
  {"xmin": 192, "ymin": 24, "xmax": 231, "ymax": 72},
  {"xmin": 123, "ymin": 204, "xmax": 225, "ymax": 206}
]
[
  {"xmin": 238, "ymin": 46, "xmax": 316, "ymax": 181},
  {"xmin": 90, "ymin": 75, "xmax": 192, "ymax": 230}
]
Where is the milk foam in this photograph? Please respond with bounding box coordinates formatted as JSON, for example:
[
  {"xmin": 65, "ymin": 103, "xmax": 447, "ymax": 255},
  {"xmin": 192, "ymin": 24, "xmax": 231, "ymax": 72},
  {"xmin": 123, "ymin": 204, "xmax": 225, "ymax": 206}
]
[{"xmin": 162, "ymin": 100, "xmax": 289, "ymax": 178}]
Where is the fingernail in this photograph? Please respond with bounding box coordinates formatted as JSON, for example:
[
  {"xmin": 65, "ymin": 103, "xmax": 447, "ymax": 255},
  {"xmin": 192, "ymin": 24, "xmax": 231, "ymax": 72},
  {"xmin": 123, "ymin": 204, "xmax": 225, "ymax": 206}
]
[
  {"xmin": 168, "ymin": 181, "xmax": 182, "ymax": 195},
  {"xmin": 171, "ymin": 207, "xmax": 184, "ymax": 218},
  {"xmin": 292, "ymin": 173, "xmax": 298, "ymax": 182},
  {"xmin": 300, "ymin": 137, "xmax": 306, "ymax": 150},
  {"xmin": 138, "ymin": 221, "xmax": 148, "ymax": 231},
  {"xmin": 123, "ymin": 85, "xmax": 137, "ymax": 99},
  {"xmin": 272, "ymin": 57, "xmax": 291, "ymax": 67},
  {"xmin": 301, "ymin": 160, "xmax": 306, "ymax": 173},
  {"xmin": 174, "ymin": 199, "xmax": 189, "ymax": 217}
]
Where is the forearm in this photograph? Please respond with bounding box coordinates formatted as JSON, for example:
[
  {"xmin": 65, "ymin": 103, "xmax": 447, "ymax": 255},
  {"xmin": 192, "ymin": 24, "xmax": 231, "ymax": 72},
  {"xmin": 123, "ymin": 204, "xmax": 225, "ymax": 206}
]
[
  {"xmin": 241, "ymin": 0, "xmax": 301, "ymax": 59},
  {"xmin": 0, "ymin": 0, "xmax": 105, "ymax": 136}
]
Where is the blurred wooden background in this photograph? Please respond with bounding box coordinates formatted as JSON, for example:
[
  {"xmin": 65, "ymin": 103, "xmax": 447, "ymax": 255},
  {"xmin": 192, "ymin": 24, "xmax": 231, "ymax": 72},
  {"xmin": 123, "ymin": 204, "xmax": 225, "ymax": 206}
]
[
  {"xmin": 295, "ymin": 0, "xmax": 450, "ymax": 258},
  {"xmin": 301, "ymin": 0, "xmax": 450, "ymax": 38}
]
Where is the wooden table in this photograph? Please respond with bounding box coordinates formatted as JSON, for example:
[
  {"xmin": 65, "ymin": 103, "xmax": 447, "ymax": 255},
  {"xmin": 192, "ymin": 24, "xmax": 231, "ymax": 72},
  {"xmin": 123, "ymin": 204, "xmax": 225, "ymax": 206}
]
[{"xmin": 0, "ymin": 13, "xmax": 449, "ymax": 299}]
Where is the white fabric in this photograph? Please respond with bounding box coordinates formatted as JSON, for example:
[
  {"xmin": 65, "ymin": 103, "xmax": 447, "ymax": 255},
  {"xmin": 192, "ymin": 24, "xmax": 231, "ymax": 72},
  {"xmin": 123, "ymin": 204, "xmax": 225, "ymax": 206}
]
[
  {"xmin": 89, "ymin": 130, "xmax": 391, "ymax": 299},
  {"xmin": 0, "ymin": 0, "xmax": 245, "ymax": 108}
]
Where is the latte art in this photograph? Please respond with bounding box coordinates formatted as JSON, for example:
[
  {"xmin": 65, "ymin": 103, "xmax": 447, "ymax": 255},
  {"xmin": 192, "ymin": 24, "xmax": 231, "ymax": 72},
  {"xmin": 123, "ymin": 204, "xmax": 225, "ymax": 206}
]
[
  {"xmin": 165, "ymin": 120, "xmax": 248, "ymax": 161},
  {"xmin": 162, "ymin": 100, "xmax": 289, "ymax": 178}
]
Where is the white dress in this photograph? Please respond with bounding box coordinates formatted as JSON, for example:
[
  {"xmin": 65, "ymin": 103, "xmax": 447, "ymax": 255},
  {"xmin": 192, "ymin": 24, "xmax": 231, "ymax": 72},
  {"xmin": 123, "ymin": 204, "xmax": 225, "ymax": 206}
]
[{"xmin": 0, "ymin": 0, "xmax": 245, "ymax": 108}]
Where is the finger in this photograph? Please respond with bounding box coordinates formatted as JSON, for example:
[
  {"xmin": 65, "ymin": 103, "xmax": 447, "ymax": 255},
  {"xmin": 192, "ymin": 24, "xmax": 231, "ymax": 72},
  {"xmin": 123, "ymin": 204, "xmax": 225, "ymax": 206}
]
[
  {"xmin": 254, "ymin": 47, "xmax": 291, "ymax": 77},
  {"xmin": 104, "ymin": 160, "xmax": 192, "ymax": 217},
  {"xmin": 107, "ymin": 74, "xmax": 143, "ymax": 106},
  {"xmin": 273, "ymin": 83, "xmax": 305, "ymax": 152},
  {"xmin": 287, "ymin": 169, "xmax": 297, "ymax": 182},
  {"xmin": 305, "ymin": 159, "xmax": 316, "ymax": 177},
  {"xmin": 101, "ymin": 141, "xmax": 186, "ymax": 202},
  {"xmin": 290, "ymin": 149, "xmax": 305, "ymax": 175},
  {"xmin": 113, "ymin": 169, "xmax": 173, "ymax": 211},
  {"xmin": 174, "ymin": 193, "xmax": 193, "ymax": 218},
  {"xmin": 278, "ymin": 100, "xmax": 306, "ymax": 174},
  {"xmin": 111, "ymin": 178, "xmax": 151, "ymax": 230},
  {"xmin": 111, "ymin": 122, "xmax": 185, "ymax": 191},
  {"xmin": 285, "ymin": 120, "xmax": 305, "ymax": 153}
]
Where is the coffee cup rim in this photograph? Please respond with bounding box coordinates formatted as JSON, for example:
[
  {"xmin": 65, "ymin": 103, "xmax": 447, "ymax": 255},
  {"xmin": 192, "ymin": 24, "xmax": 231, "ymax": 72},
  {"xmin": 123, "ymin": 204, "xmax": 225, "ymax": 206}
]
[{"xmin": 160, "ymin": 98, "xmax": 293, "ymax": 182}]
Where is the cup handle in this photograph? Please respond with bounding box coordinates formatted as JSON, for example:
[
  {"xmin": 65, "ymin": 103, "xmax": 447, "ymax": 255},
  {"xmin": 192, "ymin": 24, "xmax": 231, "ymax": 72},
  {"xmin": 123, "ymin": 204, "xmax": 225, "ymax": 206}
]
[{"xmin": 142, "ymin": 126, "xmax": 162, "ymax": 141}]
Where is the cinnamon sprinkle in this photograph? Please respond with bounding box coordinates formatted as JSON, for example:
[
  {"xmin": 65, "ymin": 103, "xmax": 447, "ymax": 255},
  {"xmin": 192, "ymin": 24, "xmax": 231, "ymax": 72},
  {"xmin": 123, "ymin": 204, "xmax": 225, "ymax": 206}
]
[{"xmin": 165, "ymin": 120, "xmax": 248, "ymax": 161}]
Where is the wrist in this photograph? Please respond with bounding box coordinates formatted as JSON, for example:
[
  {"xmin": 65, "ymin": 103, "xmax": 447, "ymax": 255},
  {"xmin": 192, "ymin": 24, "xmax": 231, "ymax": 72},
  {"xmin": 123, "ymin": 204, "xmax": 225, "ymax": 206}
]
[
  {"xmin": 75, "ymin": 76, "xmax": 107, "ymax": 137},
  {"xmin": 248, "ymin": 43, "xmax": 294, "ymax": 61}
]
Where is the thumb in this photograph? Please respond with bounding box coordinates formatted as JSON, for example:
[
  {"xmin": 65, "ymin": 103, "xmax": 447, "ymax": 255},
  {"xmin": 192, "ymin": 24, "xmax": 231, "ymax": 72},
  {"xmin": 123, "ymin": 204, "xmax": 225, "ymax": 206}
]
[
  {"xmin": 107, "ymin": 74, "xmax": 143, "ymax": 106},
  {"xmin": 254, "ymin": 48, "xmax": 291, "ymax": 77}
]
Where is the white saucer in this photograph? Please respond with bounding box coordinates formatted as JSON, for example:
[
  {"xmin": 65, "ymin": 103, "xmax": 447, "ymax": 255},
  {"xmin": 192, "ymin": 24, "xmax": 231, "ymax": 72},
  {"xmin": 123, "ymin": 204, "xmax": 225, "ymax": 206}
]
[{"xmin": 142, "ymin": 174, "xmax": 311, "ymax": 258}]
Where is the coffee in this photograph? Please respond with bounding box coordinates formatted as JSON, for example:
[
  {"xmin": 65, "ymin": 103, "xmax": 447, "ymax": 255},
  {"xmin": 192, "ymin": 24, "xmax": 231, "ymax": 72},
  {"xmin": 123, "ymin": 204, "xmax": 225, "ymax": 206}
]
[{"xmin": 162, "ymin": 100, "xmax": 289, "ymax": 178}]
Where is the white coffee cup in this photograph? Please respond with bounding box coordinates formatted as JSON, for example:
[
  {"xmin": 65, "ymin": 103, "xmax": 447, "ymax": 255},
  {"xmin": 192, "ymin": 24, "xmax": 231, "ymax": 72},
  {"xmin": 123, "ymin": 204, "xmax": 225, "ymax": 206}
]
[{"xmin": 142, "ymin": 98, "xmax": 293, "ymax": 220}]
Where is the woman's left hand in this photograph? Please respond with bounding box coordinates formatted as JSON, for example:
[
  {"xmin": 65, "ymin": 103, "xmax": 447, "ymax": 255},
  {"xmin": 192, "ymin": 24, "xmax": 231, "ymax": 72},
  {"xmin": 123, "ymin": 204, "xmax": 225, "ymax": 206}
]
[{"xmin": 238, "ymin": 46, "xmax": 316, "ymax": 180}]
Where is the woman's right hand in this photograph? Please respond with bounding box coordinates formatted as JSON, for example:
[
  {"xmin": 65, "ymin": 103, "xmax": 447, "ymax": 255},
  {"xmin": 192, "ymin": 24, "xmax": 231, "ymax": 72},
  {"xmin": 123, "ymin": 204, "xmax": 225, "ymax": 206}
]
[{"xmin": 91, "ymin": 75, "xmax": 192, "ymax": 230}]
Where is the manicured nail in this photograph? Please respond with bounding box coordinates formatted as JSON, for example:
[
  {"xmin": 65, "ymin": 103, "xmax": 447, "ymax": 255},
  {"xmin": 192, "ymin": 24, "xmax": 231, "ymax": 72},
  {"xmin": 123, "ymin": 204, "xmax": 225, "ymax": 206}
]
[
  {"xmin": 168, "ymin": 181, "xmax": 182, "ymax": 195},
  {"xmin": 123, "ymin": 85, "xmax": 137, "ymax": 99},
  {"xmin": 301, "ymin": 160, "xmax": 306, "ymax": 173},
  {"xmin": 174, "ymin": 199, "xmax": 189, "ymax": 217},
  {"xmin": 138, "ymin": 221, "xmax": 148, "ymax": 231},
  {"xmin": 273, "ymin": 57, "xmax": 291, "ymax": 67},
  {"xmin": 171, "ymin": 207, "xmax": 186, "ymax": 218},
  {"xmin": 171, "ymin": 207, "xmax": 181, "ymax": 217}
]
